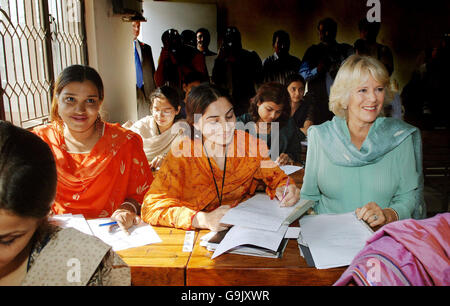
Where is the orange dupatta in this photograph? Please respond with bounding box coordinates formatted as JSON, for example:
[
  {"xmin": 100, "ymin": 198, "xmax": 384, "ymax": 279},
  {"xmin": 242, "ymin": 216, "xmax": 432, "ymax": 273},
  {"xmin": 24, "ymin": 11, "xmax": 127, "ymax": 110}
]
[
  {"xmin": 141, "ymin": 130, "xmax": 292, "ymax": 230},
  {"xmin": 33, "ymin": 122, "xmax": 153, "ymax": 218}
]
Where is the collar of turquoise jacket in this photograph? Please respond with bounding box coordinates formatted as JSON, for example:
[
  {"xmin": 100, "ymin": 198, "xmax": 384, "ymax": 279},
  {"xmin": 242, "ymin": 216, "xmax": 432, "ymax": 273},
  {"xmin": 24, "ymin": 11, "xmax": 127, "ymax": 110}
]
[{"xmin": 313, "ymin": 116, "xmax": 418, "ymax": 167}]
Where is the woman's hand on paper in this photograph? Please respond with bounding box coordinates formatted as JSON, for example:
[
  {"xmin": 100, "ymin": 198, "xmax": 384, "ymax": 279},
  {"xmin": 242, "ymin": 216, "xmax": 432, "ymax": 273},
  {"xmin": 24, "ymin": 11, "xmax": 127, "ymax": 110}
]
[
  {"xmin": 276, "ymin": 184, "xmax": 300, "ymax": 207},
  {"xmin": 275, "ymin": 153, "xmax": 293, "ymax": 166},
  {"xmin": 355, "ymin": 202, "xmax": 389, "ymax": 228},
  {"xmin": 192, "ymin": 205, "xmax": 231, "ymax": 232},
  {"xmin": 111, "ymin": 208, "xmax": 140, "ymax": 235}
]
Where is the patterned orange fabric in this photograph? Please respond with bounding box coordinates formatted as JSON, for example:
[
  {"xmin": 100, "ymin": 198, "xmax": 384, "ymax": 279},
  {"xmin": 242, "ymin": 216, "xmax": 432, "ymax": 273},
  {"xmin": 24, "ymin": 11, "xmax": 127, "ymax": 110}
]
[
  {"xmin": 141, "ymin": 130, "xmax": 293, "ymax": 230},
  {"xmin": 33, "ymin": 122, "xmax": 153, "ymax": 218}
]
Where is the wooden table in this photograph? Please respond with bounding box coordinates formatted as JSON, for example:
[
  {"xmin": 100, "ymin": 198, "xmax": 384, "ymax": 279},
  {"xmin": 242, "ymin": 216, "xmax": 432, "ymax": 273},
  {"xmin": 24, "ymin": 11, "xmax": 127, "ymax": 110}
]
[
  {"xmin": 290, "ymin": 168, "xmax": 304, "ymax": 188},
  {"xmin": 117, "ymin": 225, "xmax": 346, "ymax": 286},
  {"xmin": 186, "ymin": 230, "xmax": 346, "ymax": 286},
  {"xmin": 117, "ymin": 168, "xmax": 346, "ymax": 286},
  {"xmin": 186, "ymin": 165, "xmax": 342, "ymax": 286},
  {"xmin": 116, "ymin": 227, "xmax": 196, "ymax": 286}
]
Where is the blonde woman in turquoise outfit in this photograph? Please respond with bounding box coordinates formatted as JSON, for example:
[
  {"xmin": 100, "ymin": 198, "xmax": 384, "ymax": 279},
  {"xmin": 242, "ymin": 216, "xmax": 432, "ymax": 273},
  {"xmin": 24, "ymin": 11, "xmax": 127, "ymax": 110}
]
[{"xmin": 300, "ymin": 55, "xmax": 425, "ymax": 228}]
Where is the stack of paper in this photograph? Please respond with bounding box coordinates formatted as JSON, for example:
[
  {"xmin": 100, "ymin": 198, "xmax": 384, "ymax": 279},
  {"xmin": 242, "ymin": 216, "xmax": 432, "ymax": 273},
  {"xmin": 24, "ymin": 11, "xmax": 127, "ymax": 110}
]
[
  {"xmin": 210, "ymin": 225, "xmax": 289, "ymax": 259},
  {"xmin": 220, "ymin": 194, "xmax": 314, "ymax": 231},
  {"xmin": 201, "ymin": 194, "xmax": 312, "ymax": 259},
  {"xmin": 201, "ymin": 226, "xmax": 299, "ymax": 259},
  {"xmin": 285, "ymin": 227, "xmax": 301, "ymax": 239},
  {"xmin": 221, "ymin": 194, "xmax": 305, "ymax": 231},
  {"xmin": 299, "ymin": 212, "xmax": 374, "ymax": 269},
  {"xmin": 49, "ymin": 214, "xmax": 161, "ymax": 251}
]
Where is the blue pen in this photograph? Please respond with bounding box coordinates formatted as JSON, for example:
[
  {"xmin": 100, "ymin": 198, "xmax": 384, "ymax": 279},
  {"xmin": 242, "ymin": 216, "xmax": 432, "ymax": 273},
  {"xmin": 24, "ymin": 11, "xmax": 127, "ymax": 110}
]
[{"xmin": 99, "ymin": 221, "xmax": 118, "ymax": 227}]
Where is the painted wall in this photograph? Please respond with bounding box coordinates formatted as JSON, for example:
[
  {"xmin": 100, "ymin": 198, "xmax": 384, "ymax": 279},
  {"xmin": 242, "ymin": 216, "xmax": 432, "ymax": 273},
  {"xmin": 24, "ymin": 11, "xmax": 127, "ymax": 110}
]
[
  {"xmin": 141, "ymin": 0, "xmax": 218, "ymax": 67},
  {"xmin": 215, "ymin": 0, "xmax": 450, "ymax": 90},
  {"xmin": 82, "ymin": 0, "xmax": 449, "ymax": 123},
  {"xmin": 85, "ymin": 0, "xmax": 137, "ymax": 123},
  {"xmin": 83, "ymin": 0, "xmax": 218, "ymax": 124}
]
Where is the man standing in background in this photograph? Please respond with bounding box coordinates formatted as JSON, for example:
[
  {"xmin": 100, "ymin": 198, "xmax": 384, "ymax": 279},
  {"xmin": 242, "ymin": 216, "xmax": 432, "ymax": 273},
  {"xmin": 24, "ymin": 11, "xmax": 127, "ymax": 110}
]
[
  {"xmin": 300, "ymin": 17, "xmax": 353, "ymax": 125},
  {"xmin": 196, "ymin": 28, "xmax": 217, "ymax": 79},
  {"xmin": 133, "ymin": 21, "xmax": 156, "ymax": 119},
  {"xmin": 212, "ymin": 26, "xmax": 262, "ymax": 117},
  {"xmin": 262, "ymin": 30, "xmax": 302, "ymax": 84}
]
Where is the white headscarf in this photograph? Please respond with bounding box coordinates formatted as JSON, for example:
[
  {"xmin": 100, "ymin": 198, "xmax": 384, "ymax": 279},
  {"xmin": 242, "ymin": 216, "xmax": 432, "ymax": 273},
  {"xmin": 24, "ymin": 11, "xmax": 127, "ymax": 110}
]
[{"xmin": 124, "ymin": 116, "xmax": 185, "ymax": 162}]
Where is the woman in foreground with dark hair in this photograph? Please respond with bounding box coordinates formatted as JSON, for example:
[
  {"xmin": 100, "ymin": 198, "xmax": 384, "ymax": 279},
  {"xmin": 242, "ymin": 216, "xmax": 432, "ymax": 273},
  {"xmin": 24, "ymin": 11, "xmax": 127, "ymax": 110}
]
[{"xmin": 0, "ymin": 121, "xmax": 130, "ymax": 285}]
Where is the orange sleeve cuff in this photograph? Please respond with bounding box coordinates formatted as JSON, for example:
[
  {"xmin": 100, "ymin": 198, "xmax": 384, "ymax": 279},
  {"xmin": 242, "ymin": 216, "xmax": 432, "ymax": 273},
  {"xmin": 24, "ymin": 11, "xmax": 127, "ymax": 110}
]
[{"xmin": 187, "ymin": 211, "xmax": 200, "ymax": 231}]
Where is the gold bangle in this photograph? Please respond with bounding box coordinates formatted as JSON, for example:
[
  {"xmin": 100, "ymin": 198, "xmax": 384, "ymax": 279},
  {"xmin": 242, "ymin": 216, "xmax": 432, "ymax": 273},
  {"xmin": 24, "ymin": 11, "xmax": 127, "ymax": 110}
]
[
  {"xmin": 385, "ymin": 208, "xmax": 399, "ymax": 222},
  {"xmin": 121, "ymin": 201, "xmax": 138, "ymax": 214}
]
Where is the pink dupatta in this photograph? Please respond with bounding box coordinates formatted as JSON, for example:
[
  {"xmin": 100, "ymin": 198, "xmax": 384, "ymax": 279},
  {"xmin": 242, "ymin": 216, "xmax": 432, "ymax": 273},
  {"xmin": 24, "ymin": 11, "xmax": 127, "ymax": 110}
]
[{"xmin": 334, "ymin": 213, "xmax": 450, "ymax": 286}]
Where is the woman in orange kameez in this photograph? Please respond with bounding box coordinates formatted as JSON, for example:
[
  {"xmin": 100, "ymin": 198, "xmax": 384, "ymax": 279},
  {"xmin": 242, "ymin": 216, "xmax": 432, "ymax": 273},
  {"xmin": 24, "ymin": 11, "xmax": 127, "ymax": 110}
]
[
  {"xmin": 33, "ymin": 65, "xmax": 152, "ymax": 232},
  {"xmin": 141, "ymin": 84, "xmax": 300, "ymax": 231}
]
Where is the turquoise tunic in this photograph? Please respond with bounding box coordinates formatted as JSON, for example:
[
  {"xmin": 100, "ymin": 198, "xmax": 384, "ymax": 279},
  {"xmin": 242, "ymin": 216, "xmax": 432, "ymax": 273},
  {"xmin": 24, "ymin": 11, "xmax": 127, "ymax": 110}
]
[{"xmin": 300, "ymin": 117, "xmax": 420, "ymax": 220}]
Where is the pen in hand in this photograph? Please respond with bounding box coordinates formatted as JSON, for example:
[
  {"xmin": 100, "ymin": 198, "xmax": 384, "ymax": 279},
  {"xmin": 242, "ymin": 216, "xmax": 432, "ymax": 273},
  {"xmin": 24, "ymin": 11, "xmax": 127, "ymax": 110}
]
[
  {"xmin": 99, "ymin": 221, "xmax": 118, "ymax": 227},
  {"xmin": 281, "ymin": 177, "xmax": 290, "ymax": 205},
  {"xmin": 99, "ymin": 221, "xmax": 130, "ymax": 235}
]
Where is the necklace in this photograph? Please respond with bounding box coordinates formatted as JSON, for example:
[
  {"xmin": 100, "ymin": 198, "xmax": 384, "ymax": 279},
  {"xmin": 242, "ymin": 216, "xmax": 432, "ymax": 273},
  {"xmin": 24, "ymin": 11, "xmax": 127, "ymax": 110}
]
[
  {"xmin": 156, "ymin": 122, "xmax": 161, "ymax": 135},
  {"xmin": 204, "ymin": 144, "xmax": 228, "ymax": 207}
]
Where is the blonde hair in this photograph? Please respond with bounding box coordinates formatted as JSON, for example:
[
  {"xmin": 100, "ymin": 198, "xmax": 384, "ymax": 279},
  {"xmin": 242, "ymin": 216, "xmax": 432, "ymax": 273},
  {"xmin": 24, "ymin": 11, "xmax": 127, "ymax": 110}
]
[{"xmin": 329, "ymin": 55, "xmax": 395, "ymax": 118}]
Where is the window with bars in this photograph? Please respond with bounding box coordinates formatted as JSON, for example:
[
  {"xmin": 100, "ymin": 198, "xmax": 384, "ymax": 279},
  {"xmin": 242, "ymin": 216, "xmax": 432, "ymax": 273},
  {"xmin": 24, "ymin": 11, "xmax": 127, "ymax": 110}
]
[{"xmin": 0, "ymin": 0, "xmax": 87, "ymax": 129}]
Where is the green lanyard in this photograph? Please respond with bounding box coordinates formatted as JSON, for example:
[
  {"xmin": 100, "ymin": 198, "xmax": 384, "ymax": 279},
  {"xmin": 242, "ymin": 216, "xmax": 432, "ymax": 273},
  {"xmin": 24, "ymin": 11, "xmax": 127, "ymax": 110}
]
[{"xmin": 204, "ymin": 145, "xmax": 227, "ymax": 207}]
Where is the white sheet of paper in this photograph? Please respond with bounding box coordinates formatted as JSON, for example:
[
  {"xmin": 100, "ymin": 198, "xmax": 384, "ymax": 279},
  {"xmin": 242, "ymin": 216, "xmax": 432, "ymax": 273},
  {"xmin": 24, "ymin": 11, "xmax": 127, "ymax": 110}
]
[
  {"xmin": 183, "ymin": 231, "xmax": 195, "ymax": 252},
  {"xmin": 220, "ymin": 193, "xmax": 299, "ymax": 232},
  {"xmin": 199, "ymin": 231, "xmax": 218, "ymax": 247},
  {"xmin": 48, "ymin": 214, "xmax": 94, "ymax": 236},
  {"xmin": 201, "ymin": 231, "xmax": 218, "ymax": 242},
  {"xmin": 279, "ymin": 165, "xmax": 303, "ymax": 176},
  {"xmin": 211, "ymin": 225, "xmax": 288, "ymax": 259},
  {"xmin": 298, "ymin": 243, "xmax": 304, "ymax": 258},
  {"xmin": 285, "ymin": 227, "xmax": 301, "ymax": 239},
  {"xmin": 299, "ymin": 212, "xmax": 373, "ymax": 269},
  {"xmin": 87, "ymin": 218, "xmax": 162, "ymax": 251},
  {"xmin": 297, "ymin": 232, "xmax": 308, "ymax": 247}
]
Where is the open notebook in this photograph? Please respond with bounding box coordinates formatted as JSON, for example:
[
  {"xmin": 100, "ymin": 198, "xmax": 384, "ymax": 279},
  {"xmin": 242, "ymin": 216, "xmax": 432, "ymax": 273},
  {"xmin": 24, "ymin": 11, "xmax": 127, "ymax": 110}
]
[
  {"xmin": 208, "ymin": 193, "xmax": 314, "ymax": 259},
  {"xmin": 49, "ymin": 214, "xmax": 162, "ymax": 251}
]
